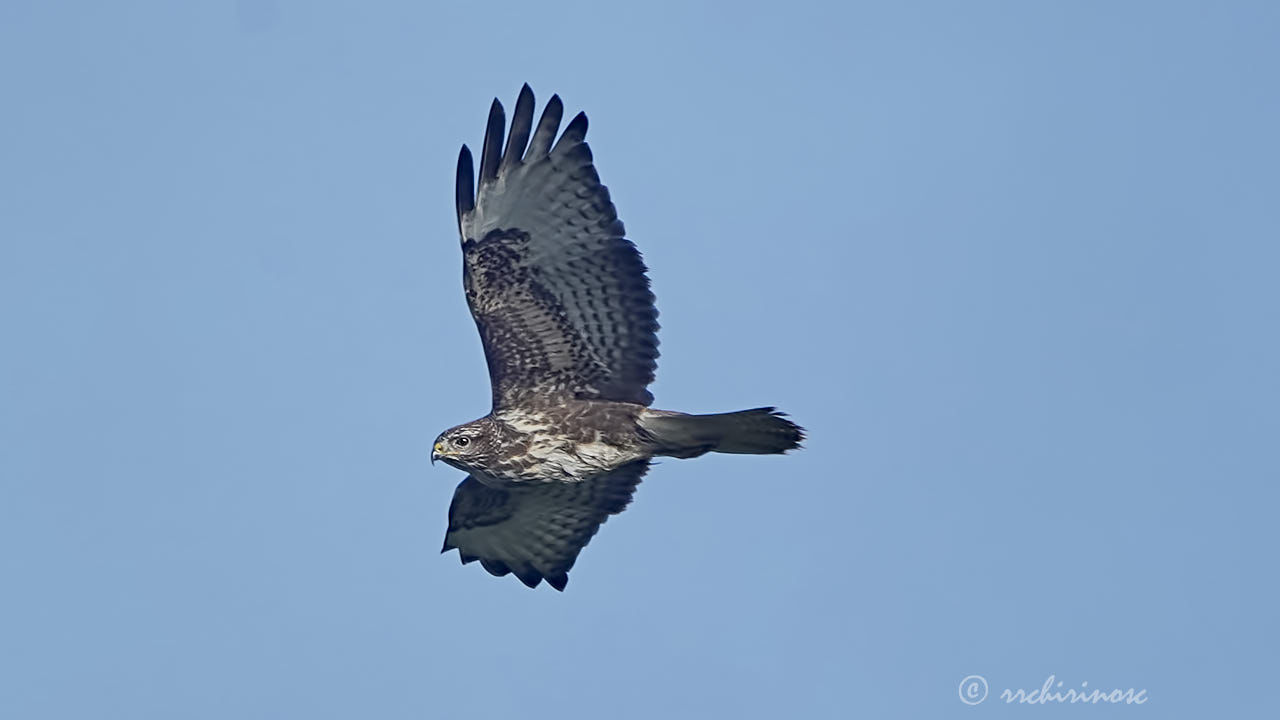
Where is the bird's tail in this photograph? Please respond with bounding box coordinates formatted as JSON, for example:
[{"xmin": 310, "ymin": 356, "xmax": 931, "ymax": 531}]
[{"xmin": 639, "ymin": 407, "xmax": 805, "ymax": 459}]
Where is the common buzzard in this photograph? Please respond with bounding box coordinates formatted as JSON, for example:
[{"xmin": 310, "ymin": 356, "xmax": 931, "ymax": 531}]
[{"xmin": 435, "ymin": 85, "xmax": 804, "ymax": 590}]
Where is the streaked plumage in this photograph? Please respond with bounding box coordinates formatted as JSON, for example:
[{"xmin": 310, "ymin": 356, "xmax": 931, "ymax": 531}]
[{"xmin": 434, "ymin": 85, "xmax": 804, "ymax": 591}]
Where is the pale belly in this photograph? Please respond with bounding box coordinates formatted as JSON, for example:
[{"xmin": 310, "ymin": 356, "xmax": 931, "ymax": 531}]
[{"xmin": 472, "ymin": 438, "xmax": 643, "ymax": 487}]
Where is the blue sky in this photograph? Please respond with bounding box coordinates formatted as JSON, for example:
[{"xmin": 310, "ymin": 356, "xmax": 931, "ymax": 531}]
[{"xmin": 2, "ymin": 1, "xmax": 1277, "ymax": 718}]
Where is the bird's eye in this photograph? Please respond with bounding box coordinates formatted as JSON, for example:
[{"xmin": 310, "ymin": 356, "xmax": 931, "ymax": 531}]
[{"xmin": 454, "ymin": 436, "xmax": 470, "ymax": 448}]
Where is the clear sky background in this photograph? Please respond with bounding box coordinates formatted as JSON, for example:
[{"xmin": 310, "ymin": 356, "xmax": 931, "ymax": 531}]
[{"xmin": 2, "ymin": 1, "xmax": 1276, "ymax": 718}]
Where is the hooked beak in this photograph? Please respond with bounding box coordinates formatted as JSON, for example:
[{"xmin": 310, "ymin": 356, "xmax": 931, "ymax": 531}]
[{"xmin": 431, "ymin": 441, "xmax": 445, "ymax": 465}]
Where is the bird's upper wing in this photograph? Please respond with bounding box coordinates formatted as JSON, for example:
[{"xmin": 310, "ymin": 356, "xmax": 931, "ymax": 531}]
[
  {"xmin": 455, "ymin": 85, "xmax": 659, "ymax": 409},
  {"xmin": 441, "ymin": 460, "xmax": 649, "ymax": 591}
]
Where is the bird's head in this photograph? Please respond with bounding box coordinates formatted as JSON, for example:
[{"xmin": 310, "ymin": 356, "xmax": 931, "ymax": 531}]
[{"xmin": 431, "ymin": 419, "xmax": 498, "ymax": 472}]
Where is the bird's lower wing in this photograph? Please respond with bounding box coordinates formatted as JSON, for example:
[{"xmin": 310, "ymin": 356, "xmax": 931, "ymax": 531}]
[{"xmin": 441, "ymin": 460, "xmax": 649, "ymax": 591}]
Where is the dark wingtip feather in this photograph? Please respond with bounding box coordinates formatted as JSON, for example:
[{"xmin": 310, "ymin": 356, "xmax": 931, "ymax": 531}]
[
  {"xmin": 501, "ymin": 84, "xmax": 535, "ymax": 171},
  {"xmin": 441, "ymin": 538, "xmax": 455, "ymax": 553},
  {"xmin": 526, "ymin": 94, "xmax": 564, "ymax": 160},
  {"xmin": 514, "ymin": 568, "xmax": 543, "ymax": 589},
  {"xmin": 481, "ymin": 558, "xmax": 512, "ymax": 577},
  {"xmin": 455, "ymin": 145, "xmax": 474, "ymax": 228},
  {"xmin": 552, "ymin": 111, "xmax": 589, "ymax": 155},
  {"xmin": 546, "ymin": 573, "xmax": 569, "ymax": 592},
  {"xmin": 478, "ymin": 98, "xmax": 505, "ymax": 184}
]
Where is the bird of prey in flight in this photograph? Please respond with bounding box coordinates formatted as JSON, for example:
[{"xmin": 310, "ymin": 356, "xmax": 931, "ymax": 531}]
[{"xmin": 435, "ymin": 85, "xmax": 803, "ymax": 590}]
